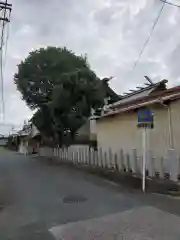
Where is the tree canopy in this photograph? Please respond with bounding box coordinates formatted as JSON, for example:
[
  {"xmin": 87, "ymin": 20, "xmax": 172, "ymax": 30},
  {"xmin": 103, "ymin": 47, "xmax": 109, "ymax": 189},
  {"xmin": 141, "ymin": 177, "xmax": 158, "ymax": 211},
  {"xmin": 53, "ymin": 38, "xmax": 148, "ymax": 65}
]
[
  {"xmin": 14, "ymin": 47, "xmax": 91, "ymax": 109},
  {"xmin": 15, "ymin": 47, "xmax": 107, "ymax": 144}
]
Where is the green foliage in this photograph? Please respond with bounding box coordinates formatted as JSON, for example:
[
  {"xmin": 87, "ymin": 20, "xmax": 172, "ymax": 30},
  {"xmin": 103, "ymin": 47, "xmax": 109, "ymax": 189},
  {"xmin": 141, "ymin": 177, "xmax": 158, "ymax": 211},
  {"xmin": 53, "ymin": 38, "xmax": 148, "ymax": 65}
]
[
  {"xmin": 14, "ymin": 47, "xmax": 89, "ymax": 109},
  {"xmin": 15, "ymin": 46, "xmax": 106, "ymax": 144}
]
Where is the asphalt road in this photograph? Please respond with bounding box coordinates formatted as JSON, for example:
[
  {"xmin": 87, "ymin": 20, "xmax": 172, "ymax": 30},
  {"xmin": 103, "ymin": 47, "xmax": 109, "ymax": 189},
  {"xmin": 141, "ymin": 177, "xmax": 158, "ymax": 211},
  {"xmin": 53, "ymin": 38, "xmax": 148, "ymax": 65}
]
[
  {"xmin": 0, "ymin": 148, "xmax": 143, "ymax": 239},
  {"xmin": 0, "ymin": 148, "xmax": 180, "ymax": 239}
]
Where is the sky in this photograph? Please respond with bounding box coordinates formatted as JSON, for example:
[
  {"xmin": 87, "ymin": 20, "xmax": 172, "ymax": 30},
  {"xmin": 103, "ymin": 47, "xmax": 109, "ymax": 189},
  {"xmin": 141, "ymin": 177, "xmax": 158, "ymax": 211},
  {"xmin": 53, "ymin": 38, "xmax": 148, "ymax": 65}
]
[{"xmin": 1, "ymin": 0, "xmax": 180, "ymax": 134}]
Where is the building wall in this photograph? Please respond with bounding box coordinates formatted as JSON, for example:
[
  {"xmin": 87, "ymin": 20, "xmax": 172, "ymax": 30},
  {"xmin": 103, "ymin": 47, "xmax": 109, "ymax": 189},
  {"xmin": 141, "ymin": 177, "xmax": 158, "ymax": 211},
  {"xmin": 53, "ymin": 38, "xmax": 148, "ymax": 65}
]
[
  {"xmin": 90, "ymin": 118, "xmax": 97, "ymax": 141},
  {"xmin": 19, "ymin": 139, "xmax": 28, "ymax": 155},
  {"xmin": 77, "ymin": 121, "xmax": 90, "ymax": 135},
  {"xmin": 0, "ymin": 138, "xmax": 8, "ymax": 146},
  {"xmin": 96, "ymin": 99, "xmax": 180, "ymax": 158},
  {"xmin": 171, "ymin": 100, "xmax": 180, "ymax": 152},
  {"xmin": 31, "ymin": 124, "xmax": 40, "ymax": 138},
  {"xmin": 76, "ymin": 119, "xmax": 97, "ymax": 142},
  {"xmin": 68, "ymin": 144, "xmax": 89, "ymax": 153}
]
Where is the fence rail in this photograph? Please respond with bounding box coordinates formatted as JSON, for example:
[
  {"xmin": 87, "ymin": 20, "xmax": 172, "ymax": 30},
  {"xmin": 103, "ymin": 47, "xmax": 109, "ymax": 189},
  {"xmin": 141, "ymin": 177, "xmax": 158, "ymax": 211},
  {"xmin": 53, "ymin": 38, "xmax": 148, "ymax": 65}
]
[{"xmin": 38, "ymin": 147, "xmax": 180, "ymax": 182}]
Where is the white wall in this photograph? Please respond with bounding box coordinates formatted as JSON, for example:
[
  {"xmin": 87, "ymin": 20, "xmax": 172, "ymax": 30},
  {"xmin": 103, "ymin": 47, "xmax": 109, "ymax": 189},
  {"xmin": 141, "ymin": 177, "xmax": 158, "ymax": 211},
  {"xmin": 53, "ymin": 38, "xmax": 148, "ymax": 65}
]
[
  {"xmin": 68, "ymin": 145, "xmax": 89, "ymax": 153},
  {"xmin": 31, "ymin": 124, "xmax": 40, "ymax": 138},
  {"xmin": 18, "ymin": 140, "xmax": 28, "ymax": 155},
  {"xmin": 0, "ymin": 139, "xmax": 8, "ymax": 146},
  {"xmin": 96, "ymin": 100, "xmax": 180, "ymax": 159}
]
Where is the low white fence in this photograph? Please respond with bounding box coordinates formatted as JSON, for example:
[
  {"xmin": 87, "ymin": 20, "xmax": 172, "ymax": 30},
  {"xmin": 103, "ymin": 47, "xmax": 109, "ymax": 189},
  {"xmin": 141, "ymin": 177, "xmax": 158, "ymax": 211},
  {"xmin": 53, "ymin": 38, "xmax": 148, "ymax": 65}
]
[{"xmin": 39, "ymin": 147, "xmax": 180, "ymax": 182}]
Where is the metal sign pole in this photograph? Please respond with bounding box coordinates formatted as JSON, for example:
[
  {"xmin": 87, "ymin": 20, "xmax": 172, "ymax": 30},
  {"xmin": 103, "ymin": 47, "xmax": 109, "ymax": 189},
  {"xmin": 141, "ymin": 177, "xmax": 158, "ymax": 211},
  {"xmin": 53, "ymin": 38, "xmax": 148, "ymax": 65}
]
[
  {"xmin": 138, "ymin": 107, "xmax": 153, "ymax": 193},
  {"xmin": 142, "ymin": 127, "xmax": 146, "ymax": 192}
]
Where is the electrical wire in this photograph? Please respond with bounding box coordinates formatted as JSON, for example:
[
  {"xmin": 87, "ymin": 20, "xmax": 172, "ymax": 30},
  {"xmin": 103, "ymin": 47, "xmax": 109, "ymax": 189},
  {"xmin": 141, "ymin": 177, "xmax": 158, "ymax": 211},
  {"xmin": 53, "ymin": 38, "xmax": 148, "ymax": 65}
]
[
  {"xmin": 132, "ymin": 0, "xmax": 166, "ymax": 69},
  {"xmin": 159, "ymin": 0, "xmax": 180, "ymax": 7}
]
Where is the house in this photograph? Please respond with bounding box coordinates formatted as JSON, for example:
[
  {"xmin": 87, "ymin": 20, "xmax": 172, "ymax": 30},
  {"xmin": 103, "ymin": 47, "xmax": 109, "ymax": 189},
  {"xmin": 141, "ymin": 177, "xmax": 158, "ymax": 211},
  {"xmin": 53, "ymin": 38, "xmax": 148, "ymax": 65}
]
[
  {"xmin": 17, "ymin": 123, "xmax": 32, "ymax": 154},
  {"xmin": 94, "ymin": 78, "xmax": 180, "ymax": 158},
  {"xmin": 0, "ymin": 135, "xmax": 8, "ymax": 146},
  {"xmin": 18, "ymin": 123, "xmax": 40, "ymax": 155}
]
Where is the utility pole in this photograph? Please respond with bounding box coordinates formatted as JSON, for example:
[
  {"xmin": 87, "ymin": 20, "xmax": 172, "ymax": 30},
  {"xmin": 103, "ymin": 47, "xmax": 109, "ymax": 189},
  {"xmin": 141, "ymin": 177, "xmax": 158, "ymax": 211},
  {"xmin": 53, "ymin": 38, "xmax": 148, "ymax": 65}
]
[
  {"xmin": 0, "ymin": 1, "xmax": 12, "ymax": 22},
  {"xmin": 0, "ymin": 1, "xmax": 12, "ymax": 121}
]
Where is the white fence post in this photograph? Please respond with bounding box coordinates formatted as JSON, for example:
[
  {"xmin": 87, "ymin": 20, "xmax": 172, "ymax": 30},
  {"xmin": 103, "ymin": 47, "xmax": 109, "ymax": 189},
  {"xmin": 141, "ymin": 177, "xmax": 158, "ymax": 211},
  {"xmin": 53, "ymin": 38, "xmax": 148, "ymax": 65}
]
[
  {"xmin": 120, "ymin": 149, "xmax": 125, "ymax": 171},
  {"xmin": 114, "ymin": 153, "xmax": 118, "ymax": 171},
  {"xmin": 98, "ymin": 148, "xmax": 103, "ymax": 168},
  {"xmin": 59, "ymin": 148, "xmax": 61, "ymax": 159},
  {"xmin": 131, "ymin": 149, "xmax": 138, "ymax": 173},
  {"xmin": 72, "ymin": 151, "xmax": 74, "ymax": 163},
  {"xmin": 111, "ymin": 153, "xmax": 116, "ymax": 170},
  {"xmin": 126, "ymin": 153, "xmax": 131, "ymax": 172},
  {"xmin": 168, "ymin": 149, "xmax": 179, "ymax": 182},
  {"xmin": 86, "ymin": 148, "xmax": 88, "ymax": 164},
  {"xmin": 95, "ymin": 150, "xmax": 98, "ymax": 167},
  {"xmin": 147, "ymin": 150, "xmax": 153, "ymax": 177},
  {"xmin": 160, "ymin": 157, "xmax": 164, "ymax": 178},
  {"xmin": 79, "ymin": 148, "xmax": 81, "ymax": 164},
  {"xmin": 92, "ymin": 149, "xmax": 96, "ymax": 166},
  {"xmin": 104, "ymin": 151, "xmax": 107, "ymax": 169},
  {"xmin": 88, "ymin": 149, "xmax": 91, "ymax": 166},
  {"xmin": 109, "ymin": 148, "xmax": 112, "ymax": 169},
  {"xmin": 82, "ymin": 148, "xmax": 85, "ymax": 165}
]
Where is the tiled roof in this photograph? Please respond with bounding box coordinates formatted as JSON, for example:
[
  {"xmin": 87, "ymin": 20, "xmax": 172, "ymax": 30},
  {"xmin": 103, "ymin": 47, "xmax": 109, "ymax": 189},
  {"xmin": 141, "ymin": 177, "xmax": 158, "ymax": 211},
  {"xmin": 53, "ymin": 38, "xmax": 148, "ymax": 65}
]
[
  {"xmin": 107, "ymin": 80, "xmax": 167, "ymax": 109},
  {"xmin": 97, "ymin": 84, "xmax": 180, "ymax": 119}
]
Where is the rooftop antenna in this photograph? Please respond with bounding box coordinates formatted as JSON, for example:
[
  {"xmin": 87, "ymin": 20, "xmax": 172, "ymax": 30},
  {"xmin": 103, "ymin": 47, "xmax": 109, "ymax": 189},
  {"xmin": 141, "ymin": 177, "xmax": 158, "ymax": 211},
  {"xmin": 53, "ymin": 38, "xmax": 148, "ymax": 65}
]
[{"xmin": 144, "ymin": 76, "xmax": 153, "ymax": 85}]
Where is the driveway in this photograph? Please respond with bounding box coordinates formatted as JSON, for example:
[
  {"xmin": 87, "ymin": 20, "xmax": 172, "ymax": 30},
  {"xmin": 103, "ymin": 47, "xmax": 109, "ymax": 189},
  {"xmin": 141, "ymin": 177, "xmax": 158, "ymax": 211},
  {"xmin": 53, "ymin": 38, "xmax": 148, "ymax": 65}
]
[{"xmin": 0, "ymin": 148, "xmax": 180, "ymax": 239}]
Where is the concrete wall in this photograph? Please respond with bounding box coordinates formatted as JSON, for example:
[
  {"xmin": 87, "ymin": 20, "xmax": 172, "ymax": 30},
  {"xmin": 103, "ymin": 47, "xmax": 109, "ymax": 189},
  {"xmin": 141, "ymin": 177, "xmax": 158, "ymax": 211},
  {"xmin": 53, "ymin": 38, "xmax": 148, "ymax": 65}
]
[
  {"xmin": 68, "ymin": 144, "xmax": 89, "ymax": 153},
  {"xmin": 96, "ymin": 99, "xmax": 180, "ymax": 159},
  {"xmin": 0, "ymin": 138, "xmax": 8, "ymax": 146}
]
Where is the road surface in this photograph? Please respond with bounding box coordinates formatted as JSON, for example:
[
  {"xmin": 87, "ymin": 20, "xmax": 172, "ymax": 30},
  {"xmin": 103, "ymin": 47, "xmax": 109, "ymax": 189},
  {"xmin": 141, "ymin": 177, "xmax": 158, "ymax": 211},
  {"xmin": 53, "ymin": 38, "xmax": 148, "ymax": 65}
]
[{"xmin": 0, "ymin": 148, "xmax": 180, "ymax": 239}]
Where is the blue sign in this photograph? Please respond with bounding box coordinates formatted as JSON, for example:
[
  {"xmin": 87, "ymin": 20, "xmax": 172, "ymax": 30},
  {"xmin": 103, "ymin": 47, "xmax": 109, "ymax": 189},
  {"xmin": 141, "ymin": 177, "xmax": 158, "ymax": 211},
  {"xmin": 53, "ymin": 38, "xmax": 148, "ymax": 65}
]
[{"xmin": 138, "ymin": 108, "xmax": 153, "ymax": 123}]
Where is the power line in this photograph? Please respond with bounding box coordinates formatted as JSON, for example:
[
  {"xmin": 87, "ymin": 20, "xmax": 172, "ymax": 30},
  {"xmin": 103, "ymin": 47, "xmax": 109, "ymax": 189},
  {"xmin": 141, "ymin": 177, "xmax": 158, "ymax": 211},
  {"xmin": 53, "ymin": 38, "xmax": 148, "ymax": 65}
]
[
  {"xmin": 159, "ymin": 0, "xmax": 180, "ymax": 7},
  {"xmin": 132, "ymin": 1, "xmax": 166, "ymax": 69}
]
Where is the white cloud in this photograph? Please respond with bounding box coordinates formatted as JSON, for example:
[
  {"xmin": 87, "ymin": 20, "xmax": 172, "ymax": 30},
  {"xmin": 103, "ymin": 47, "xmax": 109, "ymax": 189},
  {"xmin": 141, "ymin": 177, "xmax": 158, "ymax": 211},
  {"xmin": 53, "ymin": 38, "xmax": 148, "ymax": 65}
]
[
  {"xmin": 2, "ymin": 0, "xmax": 180, "ymax": 133},
  {"xmin": 18, "ymin": 24, "xmax": 35, "ymax": 36}
]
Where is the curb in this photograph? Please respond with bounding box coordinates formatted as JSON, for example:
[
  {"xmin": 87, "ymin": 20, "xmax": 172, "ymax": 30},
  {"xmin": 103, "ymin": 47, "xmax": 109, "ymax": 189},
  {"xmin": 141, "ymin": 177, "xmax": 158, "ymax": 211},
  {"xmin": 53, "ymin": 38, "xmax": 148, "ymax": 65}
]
[{"xmin": 35, "ymin": 156, "xmax": 180, "ymax": 196}]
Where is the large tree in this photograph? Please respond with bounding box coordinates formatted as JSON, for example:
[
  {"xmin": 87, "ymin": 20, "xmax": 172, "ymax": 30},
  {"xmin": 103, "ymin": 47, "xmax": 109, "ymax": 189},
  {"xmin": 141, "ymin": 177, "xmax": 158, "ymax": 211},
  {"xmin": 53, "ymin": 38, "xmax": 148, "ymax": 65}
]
[
  {"xmin": 15, "ymin": 47, "xmax": 105, "ymax": 143},
  {"xmin": 14, "ymin": 47, "xmax": 91, "ymax": 109},
  {"xmin": 51, "ymin": 68, "xmax": 104, "ymax": 139}
]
